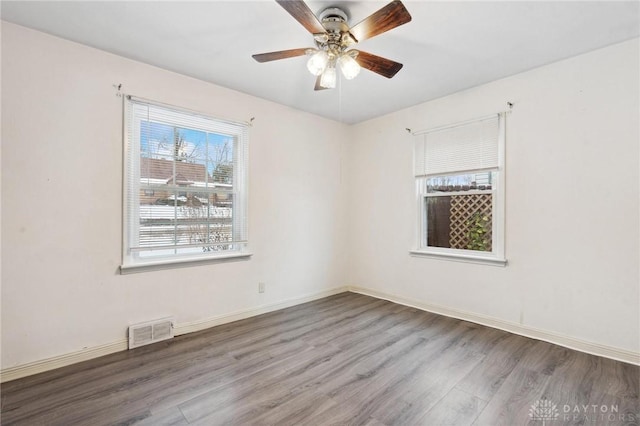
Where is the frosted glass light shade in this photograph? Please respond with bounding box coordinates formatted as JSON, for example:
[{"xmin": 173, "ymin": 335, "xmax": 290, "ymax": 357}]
[
  {"xmin": 338, "ymin": 54, "xmax": 361, "ymax": 80},
  {"xmin": 320, "ymin": 66, "xmax": 337, "ymax": 88},
  {"xmin": 307, "ymin": 51, "xmax": 329, "ymax": 76}
]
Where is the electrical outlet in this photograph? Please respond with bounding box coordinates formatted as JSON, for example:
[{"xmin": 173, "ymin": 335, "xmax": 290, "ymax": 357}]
[{"xmin": 258, "ymin": 282, "xmax": 265, "ymax": 293}]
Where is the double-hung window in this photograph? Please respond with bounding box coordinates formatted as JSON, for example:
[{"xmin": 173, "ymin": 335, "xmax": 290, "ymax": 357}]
[
  {"xmin": 121, "ymin": 96, "xmax": 249, "ymax": 272},
  {"xmin": 411, "ymin": 113, "xmax": 506, "ymax": 265}
]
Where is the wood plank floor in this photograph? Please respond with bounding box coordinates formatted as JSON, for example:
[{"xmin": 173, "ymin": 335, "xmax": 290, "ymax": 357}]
[{"xmin": 1, "ymin": 292, "xmax": 638, "ymax": 425}]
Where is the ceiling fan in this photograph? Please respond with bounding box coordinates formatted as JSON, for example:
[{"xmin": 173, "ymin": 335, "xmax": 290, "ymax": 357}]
[{"xmin": 252, "ymin": 0, "xmax": 412, "ymax": 90}]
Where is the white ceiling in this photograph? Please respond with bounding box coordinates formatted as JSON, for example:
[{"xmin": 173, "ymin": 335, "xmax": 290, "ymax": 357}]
[{"xmin": 1, "ymin": 1, "xmax": 638, "ymax": 124}]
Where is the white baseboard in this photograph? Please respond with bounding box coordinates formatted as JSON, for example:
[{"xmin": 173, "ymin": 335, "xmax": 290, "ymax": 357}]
[
  {"xmin": 0, "ymin": 340, "xmax": 129, "ymax": 383},
  {"xmin": 348, "ymin": 286, "xmax": 640, "ymax": 366},
  {"xmin": 174, "ymin": 286, "xmax": 348, "ymax": 336},
  {"xmin": 0, "ymin": 286, "xmax": 349, "ymax": 383}
]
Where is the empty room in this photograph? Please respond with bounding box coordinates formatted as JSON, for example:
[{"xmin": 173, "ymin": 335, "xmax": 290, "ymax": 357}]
[{"xmin": 1, "ymin": 1, "xmax": 639, "ymax": 425}]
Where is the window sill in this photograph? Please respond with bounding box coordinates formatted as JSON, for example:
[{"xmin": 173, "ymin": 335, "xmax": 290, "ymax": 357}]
[
  {"xmin": 409, "ymin": 250, "xmax": 507, "ymax": 267},
  {"xmin": 120, "ymin": 252, "xmax": 253, "ymax": 274}
]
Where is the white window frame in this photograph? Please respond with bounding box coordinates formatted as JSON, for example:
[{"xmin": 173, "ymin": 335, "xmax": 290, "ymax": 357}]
[
  {"xmin": 410, "ymin": 113, "xmax": 507, "ymax": 266},
  {"xmin": 120, "ymin": 96, "xmax": 251, "ymax": 273}
]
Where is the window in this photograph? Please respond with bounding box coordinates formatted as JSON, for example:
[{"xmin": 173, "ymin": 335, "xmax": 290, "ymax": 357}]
[
  {"xmin": 121, "ymin": 96, "xmax": 249, "ymax": 272},
  {"xmin": 411, "ymin": 114, "xmax": 506, "ymax": 265}
]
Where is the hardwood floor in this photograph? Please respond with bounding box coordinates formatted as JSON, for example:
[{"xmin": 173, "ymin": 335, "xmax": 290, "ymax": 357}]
[{"xmin": 1, "ymin": 292, "xmax": 638, "ymax": 425}]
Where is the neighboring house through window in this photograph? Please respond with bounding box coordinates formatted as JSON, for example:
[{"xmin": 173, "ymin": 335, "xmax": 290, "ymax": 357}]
[
  {"xmin": 411, "ymin": 113, "xmax": 506, "ymax": 265},
  {"xmin": 121, "ymin": 96, "xmax": 250, "ymax": 272}
]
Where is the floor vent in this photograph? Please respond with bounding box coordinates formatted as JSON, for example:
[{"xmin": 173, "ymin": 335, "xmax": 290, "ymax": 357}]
[{"xmin": 128, "ymin": 317, "xmax": 174, "ymax": 349}]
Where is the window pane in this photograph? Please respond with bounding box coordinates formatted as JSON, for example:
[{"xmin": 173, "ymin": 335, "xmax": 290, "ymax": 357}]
[
  {"xmin": 138, "ymin": 200, "xmax": 234, "ymax": 256},
  {"xmin": 426, "ymin": 196, "xmax": 452, "ymax": 248},
  {"xmin": 208, "ymin": 133, "xmax": 234, "ymax": 186},
  {"xmin": 137, "ymin": 121, "xmax": 237, "ymax": 256},
  {"xmin": 425, "ymin": 172, "xmax": 494, "ymax": 252},
  {"xmin": 426, "ymin": 172, "xmax": 492, "ymax": 193}
]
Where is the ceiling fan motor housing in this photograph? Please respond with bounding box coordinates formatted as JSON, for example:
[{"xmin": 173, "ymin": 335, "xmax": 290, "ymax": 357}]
[
  {"xmin": 319, "ymin": 7, "xmax": 349, "ymax": 25},
  {"xmin": 320, "ymin": 7, "xmax": 349, "ymax": 34},
  {"xmin": 316, "ymin": 7, "xmax": 352, "ymax": 53}
]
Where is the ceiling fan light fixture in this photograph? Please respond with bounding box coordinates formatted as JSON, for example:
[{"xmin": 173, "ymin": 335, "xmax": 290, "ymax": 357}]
[
  {"xmin": 338, "ymin": 53, "xmax": 361, "ymax": 80},
  {"xmin": 320, "ymin": 66, "xmax": 337, "ymax": 88},
  {"xmin": 306, "ymin": 50, "xmax": 329, "ymax": 76},
  {"xmin": 253, "ymin": 0, "xmax": 411, "ymax": 91}
]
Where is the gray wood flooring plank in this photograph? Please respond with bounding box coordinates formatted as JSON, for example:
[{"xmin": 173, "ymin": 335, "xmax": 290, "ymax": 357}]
[
  {"xmin": 242, "ymin": 391, "xmax": 337, "ymax": 426},
  {"xmin": 417, "ymin": 387, "xmax": 488, "ymax": 426},
  {"xmin": 455, "ymin": 333, "xmax": 537, "ymax": 401},
  {"xmin": 134, "ymin": 407, "xmax": 188, "ymax": 426},
  {"xmin": 472, "ymin": 366, "xmax": 552, "ymax": 426}
]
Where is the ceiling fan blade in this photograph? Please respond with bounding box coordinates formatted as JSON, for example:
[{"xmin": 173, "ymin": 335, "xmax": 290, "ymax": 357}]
[
  {"xmin": 355, "ymin": 51, "xmax": 403, "ymax": 79},
  {"xmin": 349, "ymin": 0, "xmax": 412, "ymax": 43},
  {"xmin": 252, "ymin": 48, "xmax": 310, "ymax": 63},
  {"xmin": 276, "ymin": 0, "xmax": 326, "ymax": 35},
  {"xmin": 314, "ymin": 75, "xmax": 330, "ymax": 91}
]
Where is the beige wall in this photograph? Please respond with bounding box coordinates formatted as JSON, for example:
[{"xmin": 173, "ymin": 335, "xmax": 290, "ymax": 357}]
[
  {"xmin": 346, "ymin": 38, "xmax": 639, "ymax": 355},
  {"xmin": 1, "ymin": 22, "xmax": 349, "ymax": 369}
]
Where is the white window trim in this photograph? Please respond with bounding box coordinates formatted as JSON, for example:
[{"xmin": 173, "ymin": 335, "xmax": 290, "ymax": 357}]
[
  {"xmin": 409, "ymin": 249, "xmax": 507, "ymax": 266},
  {"xmin": 120, "ymin": 96, "xmax": 251, "ymax": 273},
  {"xmin": 120, "ymin": 251, "xmax": 252, "ymax": 274},
  {"xmin": 410, "ymin": 113, "xmax": 507, "ymax": 266}
]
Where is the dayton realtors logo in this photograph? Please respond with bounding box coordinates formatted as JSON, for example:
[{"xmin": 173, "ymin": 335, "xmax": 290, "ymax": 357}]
[
  {"xmin": 562, "ymin": 403, "xmax": 635, "ymax": 423},
  {"xmin": 529, "ymin": 398, "xmax": 636, "ymax": 424},
  {"xmin": 529, "ymin": 398, "xmax": 559, "ymax": 425}
]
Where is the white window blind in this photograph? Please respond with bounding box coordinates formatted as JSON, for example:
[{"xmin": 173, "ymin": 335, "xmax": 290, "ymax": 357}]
[
  {"xmin": 414, "ymin": 114, "xmax": 501, "ymax": 177},
  {"xmin": 123, "ymin": 96, "xmax": 249, "ymax": 268}
]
